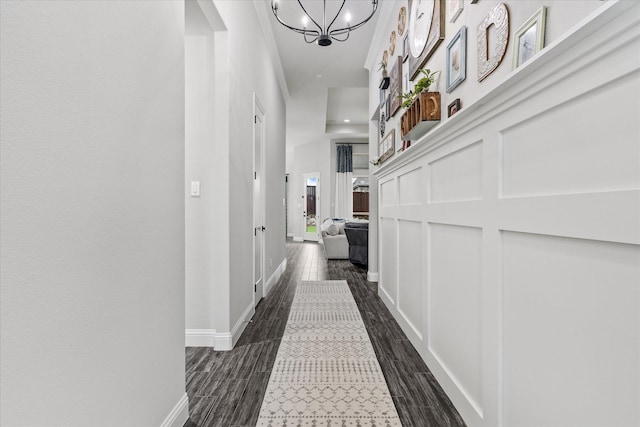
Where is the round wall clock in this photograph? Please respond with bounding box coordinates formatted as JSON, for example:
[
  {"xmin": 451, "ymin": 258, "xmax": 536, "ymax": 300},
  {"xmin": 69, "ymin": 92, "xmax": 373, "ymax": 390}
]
[
  {"xmin": 398, "ymin": 7, "xmax": 407, "ymax": 36},
  {"xmin": 409, "ymin": 0, "xmax": 435, "ymax": 58},
  {"xmin": 389, "ymin": 31, "xmax": 396, "ymax": 55}
]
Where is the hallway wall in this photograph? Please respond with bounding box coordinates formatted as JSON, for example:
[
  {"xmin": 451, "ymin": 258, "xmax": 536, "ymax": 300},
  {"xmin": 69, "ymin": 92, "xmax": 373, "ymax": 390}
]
[
  {"xmin": 185, "ymin": 0, "xmax": 231, "ymax": 347},
  {"xmin": 1, "ymin": 1, "xmax": 187, "ymax": 426},
  {"xmin": 187, "ymin": 0, "xmax": 286, "ymax": 350},
  {"xmin": 222, "ymin": 0, "xmax": 287, "ymax": 330}
]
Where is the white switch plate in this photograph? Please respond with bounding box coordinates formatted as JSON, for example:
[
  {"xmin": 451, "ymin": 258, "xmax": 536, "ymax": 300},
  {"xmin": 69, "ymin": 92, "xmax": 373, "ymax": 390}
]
[{"xmin": 190, "ymin": 181, "xmax": 200, "ymax": 197}]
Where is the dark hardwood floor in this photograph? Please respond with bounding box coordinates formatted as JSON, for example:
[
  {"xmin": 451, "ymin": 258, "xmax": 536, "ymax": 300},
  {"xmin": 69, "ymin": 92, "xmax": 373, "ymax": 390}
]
[{"xmin": 184, "ymin": 240, "xmax": 466, "ymax": 427}]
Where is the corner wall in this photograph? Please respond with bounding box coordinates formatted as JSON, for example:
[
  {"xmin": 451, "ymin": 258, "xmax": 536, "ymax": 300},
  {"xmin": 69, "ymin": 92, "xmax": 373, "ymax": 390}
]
[{"xmin": 1, "ymin": 1, "xmax": 187, "ymax": 425}]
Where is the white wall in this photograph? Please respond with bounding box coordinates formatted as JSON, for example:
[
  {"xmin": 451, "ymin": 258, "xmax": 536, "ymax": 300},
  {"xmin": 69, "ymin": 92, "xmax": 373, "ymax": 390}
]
[
  {"xmin": 185, "ymin": 1, "xmax": 229, "ymax": 339},
  {"xmin": 0, "ymin": 1, "xmax": 187, "ymax": 426},
  {"xmin": 184, "ymin": 0, "xmax": 286, "ymax": 347},
  {"xmin": 290, "ymin": 141, "xmax": 331, "ymax": 240},
  {"xmin": 371, "ymin": 2, "xmax": 640, "ymax": 427},
  {"xmin": 216, "ymin": 0, "xmax": 287, "ymax": 338}
]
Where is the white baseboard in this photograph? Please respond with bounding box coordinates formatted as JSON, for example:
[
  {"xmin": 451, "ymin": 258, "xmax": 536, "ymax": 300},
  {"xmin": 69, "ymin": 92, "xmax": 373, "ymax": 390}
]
[
  {"xmin": 184, "ymin": 325, "xmax": 244, "ymax": 350},
  {"xmin": 185, "ymin": 302, "xmax": 256, "ymax": 351},
  {"xmin": 293, "ymin": 236, "xmax": 303, "ymax": 242},
  {"xmin": 265, "ymin": 258, "xmax": 287, "ymax": 297},
  {"xmin": 229, "ymin": 301, "xmax": 255, "ymax": 349},
  {"xmin": 160, "ymin": 393, "xmax": 189, "ymax": 427},
  {"xmin": 287, "ymin": 232, "xmax": 294, "ymax": 238},
  {"xmin": 185, "ymin": 329, "xmax": 216, "ymax": 347},
  {"xmin": 367, "ymin": 271, "xmax": 379, "ymax": 282}
]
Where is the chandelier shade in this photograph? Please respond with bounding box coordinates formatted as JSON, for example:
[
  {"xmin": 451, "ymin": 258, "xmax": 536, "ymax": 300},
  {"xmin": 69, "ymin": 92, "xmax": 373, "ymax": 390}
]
[{"xmin": 271, "ymin": 0, "xmax": 379, "ymax": 46}]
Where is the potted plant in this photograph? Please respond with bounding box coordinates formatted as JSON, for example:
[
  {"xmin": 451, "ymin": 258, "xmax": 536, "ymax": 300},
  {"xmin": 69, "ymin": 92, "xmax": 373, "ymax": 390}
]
[
  {"xmin": 399, "ymin": 68, "xmax": 442, "ymax": 140},
  {"xmin": 378, "ymin": 61, "xmax": 390, "ymax": 90},
  {"xmin": 378, "ymin": 61, "xmax": 388, "ymax": 77},
  {"xmin": 400, "ymin": 68, "xmax": 439, "ymax": 108}
]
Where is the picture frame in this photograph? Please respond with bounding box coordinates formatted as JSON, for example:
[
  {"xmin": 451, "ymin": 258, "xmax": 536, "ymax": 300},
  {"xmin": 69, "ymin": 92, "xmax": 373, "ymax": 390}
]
[
  {"xmin": 402, "ymin": 34, "xmax": 409, "ymax": 63},
  {"xmin": 378, "ymin": 129, "xmax": 395, "ymax": 164},
  {"xmin": 448, "ymin": 0, "xmax": 463, "ymax": 23},
  {"xmin": 402, "ymin": 67, "xmax": 410, "ymax": 96},
  {"xmin": 388, "ymin": 56, "xmax": 403, "ymax": 117},
  {"xmin": 446, "ymin": 26, "xmax": 466, "ymax": 93},
  {"xmin": 448, "ymin": 98, "xmax": 461, "ymax": 117},
  {"xmin": 385, "ymin": 95, "xmax": 391, "ymax": 121},
  {"xmin": 512, "ymin": 6, "xmax": 546, "ymax": 69}
]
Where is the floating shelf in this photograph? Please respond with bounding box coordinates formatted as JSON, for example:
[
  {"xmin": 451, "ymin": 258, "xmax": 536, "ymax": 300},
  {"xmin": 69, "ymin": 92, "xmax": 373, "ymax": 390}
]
[{"xmin": 400, "ymin": 92, "xmax": 441, "ymax": 141}]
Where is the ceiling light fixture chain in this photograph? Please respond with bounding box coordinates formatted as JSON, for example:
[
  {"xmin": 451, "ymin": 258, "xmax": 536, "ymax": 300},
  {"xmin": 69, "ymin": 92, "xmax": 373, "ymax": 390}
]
[{"xmin": 271, "ymin": 0, "xmax": 379, "ymax": 47}]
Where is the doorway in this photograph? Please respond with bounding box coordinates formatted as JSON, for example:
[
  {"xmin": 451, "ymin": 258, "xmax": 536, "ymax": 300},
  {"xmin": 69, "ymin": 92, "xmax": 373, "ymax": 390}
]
[
  {"xmin": 253, "ymin": 94, "xmax": 266, "ymax": 305},
  {"xmin": 303, "ymin": 173, "xmax": 320, "ymax": 242}
]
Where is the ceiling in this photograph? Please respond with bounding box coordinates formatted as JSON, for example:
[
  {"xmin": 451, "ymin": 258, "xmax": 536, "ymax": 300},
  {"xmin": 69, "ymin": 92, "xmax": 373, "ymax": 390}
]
[{"xmin": 254, "ymin": 0, "xmax": 381, "ymax": 161}]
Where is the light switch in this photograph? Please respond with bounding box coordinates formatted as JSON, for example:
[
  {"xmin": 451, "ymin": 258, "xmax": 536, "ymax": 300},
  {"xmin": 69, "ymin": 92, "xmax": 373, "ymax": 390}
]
[{"xmin": 190, "ymin": 181, "xmax": 200, "ymax": 197}]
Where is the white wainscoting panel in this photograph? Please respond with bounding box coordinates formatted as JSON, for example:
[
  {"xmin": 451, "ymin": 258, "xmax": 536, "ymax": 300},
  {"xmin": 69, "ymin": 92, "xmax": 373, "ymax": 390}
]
[
  {"xmin": 372, "ymin": 3, "xmax": 640, "ymax": 426},
  {"xmin": 428, "ymin": 223, "xmax": 483, "ymax": 417},
  {"xmin": 380, "ymin": 177, "xmax": 397, "ymax": 207},
  {"xmin": 501, "ymin": 73, "xmax": 640, "ymax": 199},
  {"xmin": 379, "ymin": 217, "xmax": 397, "ymax": 304},
  {"xmin": 398, "ymin": 167, "xmax": 423, "ymax": 206},
  {"xmin": 429, "ymin": 141, "xmax": 483, "ymax": 203},
  {"xmin": 502, "ymin": 232, "xmax": 640, "ymax": 427},
  {"xmin": 397, "ymin": 219, "xmax": 423, "ymax": 340}
]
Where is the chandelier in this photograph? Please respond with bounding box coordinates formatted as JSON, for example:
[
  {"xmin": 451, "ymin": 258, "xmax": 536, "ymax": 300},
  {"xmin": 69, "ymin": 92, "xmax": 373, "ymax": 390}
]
[{"xmin": 271, "ymin": 0, "xmax": 379, "ymax": 47}]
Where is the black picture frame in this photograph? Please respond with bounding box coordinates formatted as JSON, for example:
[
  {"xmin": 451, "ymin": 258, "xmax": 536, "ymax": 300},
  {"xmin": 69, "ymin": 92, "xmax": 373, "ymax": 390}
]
[
  {"xmin": 385, "ymin": 95, "xmax": 391, "ymax": 121},
  {"xmin": 402, "ymin": 34, "xmax": 409, "ymax": 63},
  {"xmin": 448, "ymin": 98, "xmax": 461, "ymax": 117}
]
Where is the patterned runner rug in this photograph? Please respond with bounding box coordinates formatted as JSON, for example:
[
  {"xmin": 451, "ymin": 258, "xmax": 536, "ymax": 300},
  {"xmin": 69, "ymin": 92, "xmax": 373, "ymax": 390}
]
[{"xmin": 256, "ymin": 280, "xmax": 402, "ymax": 426}]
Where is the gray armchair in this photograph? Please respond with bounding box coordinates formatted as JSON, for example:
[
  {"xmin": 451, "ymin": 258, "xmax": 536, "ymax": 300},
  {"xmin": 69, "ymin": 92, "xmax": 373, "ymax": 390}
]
[{"xmin": 320, "ymin": 219, "xmax": 349, "ymax": 259}]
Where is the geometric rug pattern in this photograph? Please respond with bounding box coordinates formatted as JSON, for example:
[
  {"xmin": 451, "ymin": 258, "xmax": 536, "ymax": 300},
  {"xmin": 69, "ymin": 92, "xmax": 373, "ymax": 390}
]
[{"xmin": 256, "ymin": 280, "xmax": 402, "ymax": 426}]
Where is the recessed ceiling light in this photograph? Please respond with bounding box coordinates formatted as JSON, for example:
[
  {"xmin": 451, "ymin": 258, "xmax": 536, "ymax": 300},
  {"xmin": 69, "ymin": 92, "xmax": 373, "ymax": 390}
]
[
  {"xmin": 344, "ymin": 119, "xmax": 351, "ymax": 123},
  {"xmin": 316, "ymin": 74, "xmax": 322, "ymax": 79}
]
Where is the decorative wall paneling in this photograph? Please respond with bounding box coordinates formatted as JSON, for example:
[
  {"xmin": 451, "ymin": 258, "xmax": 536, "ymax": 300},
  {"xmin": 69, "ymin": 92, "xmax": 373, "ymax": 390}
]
[{"xmin": 374, "ymin": 3, "xmax": 640, "ymax": 427}]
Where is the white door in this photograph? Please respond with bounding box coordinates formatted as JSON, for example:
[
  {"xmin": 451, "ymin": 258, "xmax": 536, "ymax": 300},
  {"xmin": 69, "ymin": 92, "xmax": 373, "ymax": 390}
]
[
  {"xmin": 253, "ymin": 95, "xmax": 265, "ymax": 305},
  {"xmin": 303, "ymin": 173, "xmax": 320, "ymax": 242}
]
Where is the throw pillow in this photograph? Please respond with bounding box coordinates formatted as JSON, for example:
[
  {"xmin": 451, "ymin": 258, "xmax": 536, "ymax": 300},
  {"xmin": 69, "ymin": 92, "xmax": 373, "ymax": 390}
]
[{"xmin": 327, "ymin": 223, "xmax": 339, "ymax": 236}]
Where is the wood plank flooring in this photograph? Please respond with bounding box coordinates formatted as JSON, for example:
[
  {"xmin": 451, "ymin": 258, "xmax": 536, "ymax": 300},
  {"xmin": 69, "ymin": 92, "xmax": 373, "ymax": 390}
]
[{"xmin": 184, "ymin": 240, "xmax": 466, "ymax": 427}]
